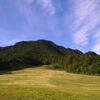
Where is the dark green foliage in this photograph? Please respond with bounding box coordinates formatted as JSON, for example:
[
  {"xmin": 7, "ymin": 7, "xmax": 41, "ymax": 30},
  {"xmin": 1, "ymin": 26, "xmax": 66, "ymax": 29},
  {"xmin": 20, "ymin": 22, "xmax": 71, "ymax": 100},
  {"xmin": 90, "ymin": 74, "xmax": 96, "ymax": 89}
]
[
  {"xmin": 0, "ymin": 40, "xmax": 62, "ymax": 71},
  {"xmin": 48, "ymin": 63, "xmax": 63, "ymax": 70},
  {"xmin": 0, "ymin": 39, "xmax": 100, "ymax": 75},
  {"xmin": 62, "ymin": 54, "xmax": 100, "ymax": 75}
]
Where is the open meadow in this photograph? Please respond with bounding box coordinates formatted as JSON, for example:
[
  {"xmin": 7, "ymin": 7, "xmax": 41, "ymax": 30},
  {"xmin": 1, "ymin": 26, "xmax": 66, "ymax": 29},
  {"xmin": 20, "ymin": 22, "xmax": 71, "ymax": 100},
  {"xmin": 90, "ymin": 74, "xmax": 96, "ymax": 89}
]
[{"xmin": 0, "ymin": 65, "xmax": 100, "ymax": 100}]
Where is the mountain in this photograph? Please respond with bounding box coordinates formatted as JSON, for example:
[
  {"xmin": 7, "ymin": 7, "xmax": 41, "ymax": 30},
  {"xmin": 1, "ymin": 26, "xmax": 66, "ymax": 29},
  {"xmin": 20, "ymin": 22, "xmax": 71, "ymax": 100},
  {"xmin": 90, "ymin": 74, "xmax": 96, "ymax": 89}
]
[{"xmin": 0, "ymin": 40, "xmax": 100, "ymax": 75}]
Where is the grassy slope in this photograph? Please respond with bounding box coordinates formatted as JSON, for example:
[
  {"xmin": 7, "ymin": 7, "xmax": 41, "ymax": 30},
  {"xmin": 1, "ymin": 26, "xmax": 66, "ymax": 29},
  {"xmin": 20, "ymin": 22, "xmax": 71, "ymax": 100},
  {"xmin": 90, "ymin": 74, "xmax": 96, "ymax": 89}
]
[{"xmin": 0, "ymin": 65, "xmax": 100, "ymax": 100}]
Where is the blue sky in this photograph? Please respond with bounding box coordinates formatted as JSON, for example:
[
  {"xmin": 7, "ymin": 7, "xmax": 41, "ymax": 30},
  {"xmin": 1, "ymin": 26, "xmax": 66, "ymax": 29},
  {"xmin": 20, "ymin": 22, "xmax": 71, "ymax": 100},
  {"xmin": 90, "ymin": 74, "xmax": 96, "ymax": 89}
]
[{"xmin": 0, "ymin": 0, "xmax": 100, "ymax": 54}]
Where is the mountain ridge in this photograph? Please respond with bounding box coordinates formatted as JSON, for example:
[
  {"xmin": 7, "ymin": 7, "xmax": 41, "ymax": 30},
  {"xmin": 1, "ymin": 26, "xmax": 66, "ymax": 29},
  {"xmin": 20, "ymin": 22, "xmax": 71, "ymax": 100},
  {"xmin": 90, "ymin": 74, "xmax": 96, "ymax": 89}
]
[
  {"xmin": 0, "ymin": 39, "xmax": 98, "ymax": 55},
  {"xmin": 0, "ymin": 39, "xmax": 100, "ymax": 75}
]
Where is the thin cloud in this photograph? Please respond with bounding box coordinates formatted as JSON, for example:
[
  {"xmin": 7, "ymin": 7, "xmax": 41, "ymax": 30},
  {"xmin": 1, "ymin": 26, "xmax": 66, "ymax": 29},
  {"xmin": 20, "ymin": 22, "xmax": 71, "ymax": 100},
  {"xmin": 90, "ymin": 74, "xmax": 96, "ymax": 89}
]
[
  {"xmin": 92, "ymin": 28, "xmax": 100, "ymax": 54},
  {"xmin": 72, "ymin": 0, "xmax": 100, "ymax": 46},
  {"xmin": 9, "ymin": 0, "xmax": 62, "ymax": 41},
  {"xmin": 37, "ymin": 0, "xmax": 55, "ymax": 15},
  {"xmin": 14, "ymin": 0, "xmax": 44, "ymax": 34},
  {"xmin": 73, "ymin": 28, "xmax": 88, "ymax": 45},
  {"xmin": 92, "ymin": 42, "xmax": 100, "ymax": 54},
  {"xmin": 73, "ymin": 0, "xmax": 98, "ymax": 30}
]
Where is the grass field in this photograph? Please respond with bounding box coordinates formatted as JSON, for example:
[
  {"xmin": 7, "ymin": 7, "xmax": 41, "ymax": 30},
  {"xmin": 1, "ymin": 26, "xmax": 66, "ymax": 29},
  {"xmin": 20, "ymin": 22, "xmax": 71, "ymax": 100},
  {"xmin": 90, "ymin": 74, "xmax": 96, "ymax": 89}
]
[{"xmin": 0, "ymin": 65, "xmax": 100, "ymax": 100}]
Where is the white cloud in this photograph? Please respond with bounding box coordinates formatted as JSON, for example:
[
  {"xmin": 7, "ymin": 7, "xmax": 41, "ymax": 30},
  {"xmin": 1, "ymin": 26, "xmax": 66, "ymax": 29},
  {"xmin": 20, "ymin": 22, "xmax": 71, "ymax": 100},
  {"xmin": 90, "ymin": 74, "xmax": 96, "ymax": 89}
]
[
  {"xmin": 38, "ymin": 0, "xmax": 55, "ymax": 15},
  {"xmin": 73, "ymin": 13, "xmax": 100, "ymax": 45},
  {"xmin": 73, "ymin": 0, "xmax": 98, "ymax": 29},
  {"xmin": 92, "ymin": 28, "xmax": 100, "ymax": 54},
  {"xmin": 73, "ymin": 28, "xmax": 88, "ymax": 45},
  {"xmin": 72, "ymin": 0, "xmax": 100, "ymax": 46},
  {"xmin": 11, "ymin": 0, "xmax": 59, "ymax": 38},
  {"xmin": 14, "ymin": 0, "xmax": 55, "ymax": 31},
  {"xmin": 92, "ymin": 42, "xmax": 100, "ymax": 54}
]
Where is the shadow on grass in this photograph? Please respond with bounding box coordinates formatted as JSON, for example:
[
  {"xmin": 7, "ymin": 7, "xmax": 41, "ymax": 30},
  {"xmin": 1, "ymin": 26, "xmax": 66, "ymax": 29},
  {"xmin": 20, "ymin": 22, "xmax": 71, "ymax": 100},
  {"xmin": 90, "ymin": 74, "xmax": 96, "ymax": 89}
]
[
  {"xmin": 0, "ymin": 71, "xmax": 13, "ymax": 75},
  {"xmin": 0, "ymin": 64, "xmax": 42, "ymax": 75}
]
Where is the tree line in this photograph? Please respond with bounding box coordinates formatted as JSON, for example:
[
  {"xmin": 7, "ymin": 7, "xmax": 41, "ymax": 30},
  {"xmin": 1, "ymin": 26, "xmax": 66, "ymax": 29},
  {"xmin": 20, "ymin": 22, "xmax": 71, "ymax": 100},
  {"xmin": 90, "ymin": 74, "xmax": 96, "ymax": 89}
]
[{"xmin": 0, "ymin": 40, "xmax": 100, "ymax": 75}]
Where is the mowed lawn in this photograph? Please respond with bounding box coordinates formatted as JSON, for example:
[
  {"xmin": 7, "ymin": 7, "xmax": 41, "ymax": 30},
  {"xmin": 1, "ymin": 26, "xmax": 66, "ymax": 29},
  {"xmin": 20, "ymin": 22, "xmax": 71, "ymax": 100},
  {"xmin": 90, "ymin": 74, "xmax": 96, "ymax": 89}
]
[{"xmin": 0, "ymin": 65, "xmax": 100, "ymax": 100}]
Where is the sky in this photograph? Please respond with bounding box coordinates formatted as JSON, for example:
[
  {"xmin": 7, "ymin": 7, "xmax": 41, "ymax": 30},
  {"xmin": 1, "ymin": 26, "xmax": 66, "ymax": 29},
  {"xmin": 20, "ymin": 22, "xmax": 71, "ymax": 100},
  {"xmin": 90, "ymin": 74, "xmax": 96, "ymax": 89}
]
[{"xmin": 0, "ymin": 0, "xmax": 100, "ymax": 54}]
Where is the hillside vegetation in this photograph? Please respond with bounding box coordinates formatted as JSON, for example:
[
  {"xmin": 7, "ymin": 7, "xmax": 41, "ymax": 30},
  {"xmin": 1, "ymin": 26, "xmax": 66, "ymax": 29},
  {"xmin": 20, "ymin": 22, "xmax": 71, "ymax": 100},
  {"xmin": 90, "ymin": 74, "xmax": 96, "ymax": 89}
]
[
  {"xmin": 0, "ymin": 40, "xmax": 100, "ymax": 75},
  {"xmin": 0, "ymin": 66, "xmax": 100, "ymax": 100}
]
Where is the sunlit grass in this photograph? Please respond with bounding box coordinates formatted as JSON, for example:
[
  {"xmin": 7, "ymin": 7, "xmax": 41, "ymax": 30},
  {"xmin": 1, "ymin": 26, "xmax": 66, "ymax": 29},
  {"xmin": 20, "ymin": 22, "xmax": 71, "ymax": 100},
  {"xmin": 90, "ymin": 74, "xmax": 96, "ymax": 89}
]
[{"xmin": 0, "ymin": 65, "xmax": 100, "ymax": 100}]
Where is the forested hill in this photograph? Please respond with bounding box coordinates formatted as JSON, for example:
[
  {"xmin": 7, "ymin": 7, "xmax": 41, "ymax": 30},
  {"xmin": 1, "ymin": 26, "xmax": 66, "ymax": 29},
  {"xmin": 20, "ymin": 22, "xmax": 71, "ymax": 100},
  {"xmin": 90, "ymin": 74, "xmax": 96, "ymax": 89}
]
[{"xmin": 0, "ymin": 40, "xmax": 100, "ymax": 75}]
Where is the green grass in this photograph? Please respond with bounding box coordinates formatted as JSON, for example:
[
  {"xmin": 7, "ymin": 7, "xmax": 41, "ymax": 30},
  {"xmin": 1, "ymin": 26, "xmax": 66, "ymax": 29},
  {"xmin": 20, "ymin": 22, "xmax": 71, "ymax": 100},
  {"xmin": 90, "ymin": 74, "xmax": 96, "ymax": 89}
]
[{"xmin": 0, "ymin": 65, "xmax": 100, "ymax": 100}]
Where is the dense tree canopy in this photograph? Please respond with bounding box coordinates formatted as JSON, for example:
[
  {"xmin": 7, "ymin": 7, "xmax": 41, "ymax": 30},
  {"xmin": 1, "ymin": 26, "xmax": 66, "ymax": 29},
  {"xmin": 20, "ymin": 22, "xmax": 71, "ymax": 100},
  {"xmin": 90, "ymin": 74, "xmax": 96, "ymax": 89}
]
[{"xmin": 0, "ymin": 40, "xmax": 100, "ymax": 75}]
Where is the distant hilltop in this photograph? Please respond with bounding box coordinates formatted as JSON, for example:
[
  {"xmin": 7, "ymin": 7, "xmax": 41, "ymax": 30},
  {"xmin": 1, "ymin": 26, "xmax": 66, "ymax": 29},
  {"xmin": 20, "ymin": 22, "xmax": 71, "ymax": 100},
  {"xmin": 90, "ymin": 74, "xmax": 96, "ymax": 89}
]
[{"xmin": 0, "ymin": 39, "xmax": 100, "ymax": 75}]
